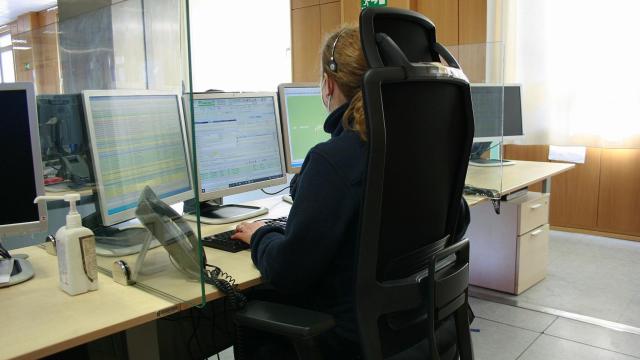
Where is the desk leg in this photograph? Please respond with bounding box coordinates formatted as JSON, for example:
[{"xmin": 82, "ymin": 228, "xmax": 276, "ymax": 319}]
[{"xmin": 541, "ymin": 177, "xmax": 551, "ymax": 194}]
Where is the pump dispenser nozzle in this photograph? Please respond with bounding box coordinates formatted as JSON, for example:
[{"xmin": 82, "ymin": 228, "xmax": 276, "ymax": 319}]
[{"xmin": 34, "ymin": 194, "xmax": 82, "ymax": 228}]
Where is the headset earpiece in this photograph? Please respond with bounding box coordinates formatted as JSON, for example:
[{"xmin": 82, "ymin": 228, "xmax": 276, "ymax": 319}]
[{"xmin": 328, "ymin": 29, "xmax": 346, "ymax": 73}]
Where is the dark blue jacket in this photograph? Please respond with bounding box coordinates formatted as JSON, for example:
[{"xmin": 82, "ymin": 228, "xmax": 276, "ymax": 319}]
[
  {"xmin": 250, "ymin": 102, "xmax": 471, "ymax": 349},
  {"xmin": 250, "ymin": 103, "xmax": 363, "ymax": 343}
]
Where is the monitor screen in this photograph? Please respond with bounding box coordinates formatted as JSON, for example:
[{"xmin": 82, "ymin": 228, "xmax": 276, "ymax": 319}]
[
  {"xmin": 471, "ymin": 84, "xmax": 523, "ymax": 138},
  {"xmin": 0, "ymin": 83, "xmax": 47, "ymax": 235},
  {"xmin": 278, "ymin": 84, "xmax": 329, "ymax": 173},
  {"xmin": 84, "ymin": 91, "xmax": 192, "ymax": 226},
  {"xmin": 37, "ymin": 94, "xmax": 86, "ymax": 158},
  {"xmin": 190, "ymin": 93, "xmax": 286, "ymax": 199}
]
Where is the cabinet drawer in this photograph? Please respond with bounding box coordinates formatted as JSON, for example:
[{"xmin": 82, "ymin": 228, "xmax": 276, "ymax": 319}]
[
  {"xmin": 516, "ymin": 224, "xmax": 549, "ymax": 294},
  {"xmin": 517, "ymin": 193, "xmax": 549, "ymax": 235}
]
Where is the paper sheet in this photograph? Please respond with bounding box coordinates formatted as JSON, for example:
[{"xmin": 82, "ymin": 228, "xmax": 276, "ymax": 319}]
[
  {"xmin": 549, "ymin": 145, "xmax": 586, "ymax": 164},
  {"xmin": 0, "ymin": 258, "xmax": 15, "ymax": 284}
]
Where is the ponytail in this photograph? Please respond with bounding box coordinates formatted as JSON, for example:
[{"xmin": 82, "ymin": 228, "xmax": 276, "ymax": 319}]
[
  {"xmin": 343, "ymin": 90, "xmax": 367, "ymax": 141},
  {"xmin": 321, "ymin": 26, "xmax": 368, "ymax": 141}
]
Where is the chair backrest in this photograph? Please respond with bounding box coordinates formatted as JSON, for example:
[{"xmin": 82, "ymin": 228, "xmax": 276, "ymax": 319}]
[{"xmin": 355, "ymin": 7, "xmax": 475, "ymax": 359}]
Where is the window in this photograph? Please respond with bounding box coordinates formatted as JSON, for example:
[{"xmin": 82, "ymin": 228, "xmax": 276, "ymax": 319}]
[
  {"xmin": 189, "ymin": 1, "xmax": 291, "ymax": 92},
  {"xmin": 0, "ymin": 33, "xmax": 11, "ymax": 47},
  {"xmin": 0, "ymin": 32, "xmax": 15, "ymax": 83}
]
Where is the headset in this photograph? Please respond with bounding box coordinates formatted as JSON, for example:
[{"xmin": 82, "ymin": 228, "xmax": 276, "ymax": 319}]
[{"xmin": 328, "ymin": 29, "xmax": 347, "ymax": 72}]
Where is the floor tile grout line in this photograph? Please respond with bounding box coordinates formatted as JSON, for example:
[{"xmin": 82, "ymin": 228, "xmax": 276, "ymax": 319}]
[
  {"xmin": 469, "ymin": 293, "xmax": 556, "ymax": 318},
  {"xmin": 543, "ymin": 333, "xmax": 640, "ymax": 360},
  {"xmin": 470, "ymin": 291, "xmax": 640, "ymax": 336},
  {"xmin": 514, "ymin": 332, "xmax": 543, "ymax": 360},
  {"xmin": 542, "ymin": 316, "xmax": 559, "ymax": 333},
  {"xmin": 475, "ymin": 315, "xmax": 547, "ymax": 334}
]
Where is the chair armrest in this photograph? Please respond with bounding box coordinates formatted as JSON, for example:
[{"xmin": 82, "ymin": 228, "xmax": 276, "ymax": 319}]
[{"xmin": 235, "ymin": 300, "xmax": 335, "ymax": 339}]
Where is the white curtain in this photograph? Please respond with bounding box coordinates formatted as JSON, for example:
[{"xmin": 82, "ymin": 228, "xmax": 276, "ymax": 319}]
[
  {"xmin": 189, "ymin": 0, "xmax": 291, "ymax": 93},
  {"xmin": 504, "ymin": 0, "xmax": 640, "ymax": 148}
]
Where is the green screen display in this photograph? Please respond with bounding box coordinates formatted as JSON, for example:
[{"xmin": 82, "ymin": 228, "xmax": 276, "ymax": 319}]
[{"xmin": 284, "ymin": 87, "xmax": 329, "ymax": 167}]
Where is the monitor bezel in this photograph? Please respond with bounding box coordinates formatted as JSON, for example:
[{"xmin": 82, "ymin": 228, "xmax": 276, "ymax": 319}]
[
  {"xmin": 83, "ymin": 90, "xmax": 194, "ymax": 227},
  {"xmin": 470, "ymin": 83, "xmax": 524, "ymax": 140},
  {"xmin": 277, "ymin": 82, "xmax": 325, "ymax": 175},
  {"xmin": 0, "ymin": 82, "xmax": 48, "ymax": 237},
  {"xmin": 183, "ymin": 92, "xmax": 287, "ymax": 202}
]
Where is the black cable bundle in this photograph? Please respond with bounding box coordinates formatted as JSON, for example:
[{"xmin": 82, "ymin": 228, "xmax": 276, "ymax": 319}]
[
  {"xmin": 203, "ymin": 264, "xmax": 247, "ymax": 310},
  {"xmin": 260, "ymin": 186, "xmax": 290, "ymax": 196}
]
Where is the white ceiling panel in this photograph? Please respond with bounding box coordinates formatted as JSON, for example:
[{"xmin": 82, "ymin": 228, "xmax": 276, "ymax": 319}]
[{"xmin": 0, "ymin": 0, "xmax": 57, "ymax": 26}]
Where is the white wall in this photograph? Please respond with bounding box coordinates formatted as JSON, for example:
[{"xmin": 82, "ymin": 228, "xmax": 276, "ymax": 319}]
[{"xmin": 189, "ymin": 0, "xmax": 291, "ymax": 93}]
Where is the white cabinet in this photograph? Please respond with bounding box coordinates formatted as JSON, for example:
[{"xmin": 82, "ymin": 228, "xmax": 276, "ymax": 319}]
[{"xmin": 468, "ymin": 192, "xmax": 550, "ymax": 294}]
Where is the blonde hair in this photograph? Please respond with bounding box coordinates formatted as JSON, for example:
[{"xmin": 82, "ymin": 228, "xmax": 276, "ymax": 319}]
[{"xmin": 321, "ymin": 26, "xmax": 368, "ymax": 140}]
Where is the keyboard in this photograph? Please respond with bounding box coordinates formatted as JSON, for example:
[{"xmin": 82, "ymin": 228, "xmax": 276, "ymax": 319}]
[
  {"xmin": 202, "ymin": 217, "xmax": 288, "ymax": 253},
  {"xmin": 265, "ymin": 217, "xmax": 288, "ymax": 226},
  {"xmin": 202, "ymin": 230, "xmax": 249, "ymax": 253}
]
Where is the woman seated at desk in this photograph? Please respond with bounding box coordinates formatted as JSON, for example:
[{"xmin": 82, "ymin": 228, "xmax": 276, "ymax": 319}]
[{"xmin": 232, "ymin": 26, "xmax": 470, "ymax": 359}]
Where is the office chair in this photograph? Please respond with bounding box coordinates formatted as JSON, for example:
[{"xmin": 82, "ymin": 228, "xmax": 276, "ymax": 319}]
[{"xmin": 235, "ymin": 7, "xmax": 475, "ymax": 360}]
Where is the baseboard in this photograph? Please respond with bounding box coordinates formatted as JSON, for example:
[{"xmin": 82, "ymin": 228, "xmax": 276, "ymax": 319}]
[{"xmin": 551, "ymin": 226, "xmax": 640, "ymax": 242}]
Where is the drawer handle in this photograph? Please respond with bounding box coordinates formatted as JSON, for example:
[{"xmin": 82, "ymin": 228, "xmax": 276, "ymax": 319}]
[
  {"xmin": 531, "ymin": 229, "xmax": 544, "ymax": 236},
  {"xmin": 530, "ymin": 204, "xmax": 543, "ymax": 210}
]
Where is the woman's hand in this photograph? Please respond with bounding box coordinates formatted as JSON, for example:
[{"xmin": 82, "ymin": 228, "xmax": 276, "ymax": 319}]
[{"xmin": 231, "ymin": 221, "xmax": 267, "ymax": 245}]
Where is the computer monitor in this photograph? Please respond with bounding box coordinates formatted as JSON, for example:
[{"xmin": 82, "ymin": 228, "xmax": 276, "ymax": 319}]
[
  {"xmin": 83, "ymin": 90, "xmax": 193, "ymax": 227},
  {"xmin": 469, "ymin": 84, "xmax": 523, "ymax": 166},
  {"xmin": 37, "ymin": 94, "xmax": 87, "ymax": 157},
  {"xmin": 277, "ymin": 83, "xmax": 329, "ymax": 174},
  {"xmin": 37, "ymin": 94, "xmax": 93, "ymax": 185},
  {"xmin": 0, "ymin": 82, "xmax": 47, "ymax": 287},
  {"xmin": 183, "ymin": 92, "xmax": 287, "ymax": 224},
  {"xmin": 471, "ymin": 84, "xmax": 523, "ymax": 140}
]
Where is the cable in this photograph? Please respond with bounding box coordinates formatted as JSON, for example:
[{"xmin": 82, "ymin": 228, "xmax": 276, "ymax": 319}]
[
  {"xmin": 463, "ymin": 185, "xmax": 500, "ymax": 199},
  {"xmin": 260, "ymin": 186, "xmax": 290, "ymax": 196},
  {"xmin": 235, "ymin": 324, "xmax": 248, "ymax": 360},
  {"xmin": 203, "ymin": 264, "xmax": 247, "ymax": 310},
  {"xmin": 210, "ymin": 300, "xmax": 217, "ymax": 357}
]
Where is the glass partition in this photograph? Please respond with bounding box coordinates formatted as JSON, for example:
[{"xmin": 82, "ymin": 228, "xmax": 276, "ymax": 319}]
[
  {"xmin": 5, "ymin": 0, "xmax": 208, "ymax": 307},
  {"xmin": 448, "ymin": 41, "xmax": 506, "ymax": 204}
]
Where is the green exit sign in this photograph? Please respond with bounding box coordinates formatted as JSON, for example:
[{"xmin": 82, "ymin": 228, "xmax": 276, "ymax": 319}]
[{"xmin": 361, "ymin": 0, "xmax": 387, "ymax": 9}]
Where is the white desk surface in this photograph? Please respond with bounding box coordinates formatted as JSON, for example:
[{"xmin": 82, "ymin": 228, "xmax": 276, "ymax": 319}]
[{"xmin": 2, "ymin": 247, "xmax": 177, "ymax": 360}]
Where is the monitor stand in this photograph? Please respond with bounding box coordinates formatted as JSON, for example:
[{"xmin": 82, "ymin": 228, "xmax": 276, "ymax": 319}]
[
  {"xmin": 183, "ymin": 199, "xmax": 268, "ymax": 225},
  {"xmin": 282, "ymin": 194, "xmax": 293, "ymax": 204},
  {"xmin": 0, "ymin": 238, "xmax": 35, "ymax": 288}
]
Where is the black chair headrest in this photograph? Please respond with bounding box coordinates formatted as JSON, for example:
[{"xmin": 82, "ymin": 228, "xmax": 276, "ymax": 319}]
[{"xmin": 360, "ymin": 7, "xmax": 466, "ymax": 81}]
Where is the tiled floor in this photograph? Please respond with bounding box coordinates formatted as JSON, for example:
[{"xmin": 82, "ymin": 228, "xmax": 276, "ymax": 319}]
[
  {"xmin": 525, "ymin": 231, "xmax": 640, "ymax": 327},
  {"xmin": 470, "ymin": 298, "xmax": 640, "ymax": 360},
  {"xmin": 473, "ymin": 230, "xmax": 640, "ymax": 328},
  {"xmin": 212, "ymin": 299, "xmax": 640, "ymax": 360}
]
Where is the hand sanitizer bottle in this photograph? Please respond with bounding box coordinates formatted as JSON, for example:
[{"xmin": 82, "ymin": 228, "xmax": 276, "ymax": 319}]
[{"xmin": 34, "ymin": 194, "xmax": 98, "ymax": 295}]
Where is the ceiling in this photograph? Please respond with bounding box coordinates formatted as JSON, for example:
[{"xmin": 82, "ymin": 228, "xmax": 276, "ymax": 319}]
[{"xmin": 0, "ymin": 0, "xmax": 57, "ymax": 25}]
